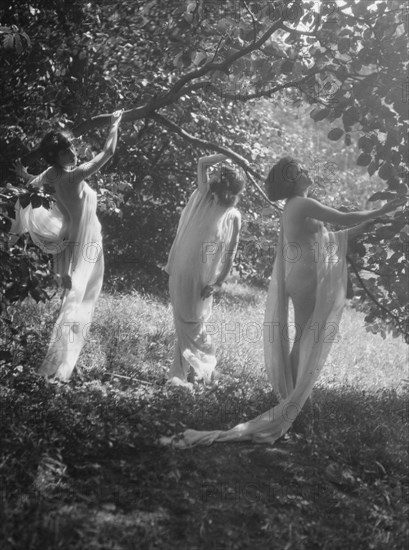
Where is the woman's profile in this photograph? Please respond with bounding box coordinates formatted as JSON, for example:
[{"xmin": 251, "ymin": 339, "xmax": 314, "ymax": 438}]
[
  {"xmin": 10, "ymin": 110, "xmax": 123, "ymax": 380},
  {"xmin": 161, "ymin": 156, "xmax": 404, "ymax": 446}
]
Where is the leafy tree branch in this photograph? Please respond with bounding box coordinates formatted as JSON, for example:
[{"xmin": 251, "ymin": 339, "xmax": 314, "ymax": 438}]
[{"xmin": 151, "ymin": 112, "xmax": 278, "ymax": 209}]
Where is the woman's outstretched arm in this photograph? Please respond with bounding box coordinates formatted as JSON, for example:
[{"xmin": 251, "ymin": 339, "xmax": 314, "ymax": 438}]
[
  {"xmin": 294, "ymin": 196, "xmax": 405, "ymax": 226},
  {"xmin": 197, "ymin": 153, "xmax": 227, "ymax": 192}
]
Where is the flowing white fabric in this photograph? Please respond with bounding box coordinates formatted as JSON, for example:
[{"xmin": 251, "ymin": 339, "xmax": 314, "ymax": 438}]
[
  {"xmin": 165, "ymin": 185, "xmax": 239, "ymax": 382},
  {"xmin": 161, "ymin": 223, "xmax": 348, "ymax": 447},
  {"xmin": 9, "ymin": 200, "xmax": 68, "ymax": 256},
  {"xmin": 10, "ymin": 180, "xmax": 104, "ymax": 380}
]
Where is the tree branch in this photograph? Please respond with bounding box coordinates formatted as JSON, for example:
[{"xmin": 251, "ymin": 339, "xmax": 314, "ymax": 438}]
[
  {"xmin": 162, "ymin": 17, "xmax": 284, "ymax": 101},
  {"xmin": 65, "ymin": 18, "xmax": 283, "ymax": 140},
  {"xmin": 151, "ymin": 113, "xmax": 281, "ymax": 211},
  {"xmin": 180, "ymin": 68, "xmax": 324, "ymax": 105}
]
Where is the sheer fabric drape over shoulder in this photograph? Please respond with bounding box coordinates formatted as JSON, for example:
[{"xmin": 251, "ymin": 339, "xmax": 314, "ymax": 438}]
[
  {"xmin": 165, "ymin": 182, "xmax": 239, "ymax": 382},
  {"xmin": 10, "ymin": 176, "xmax": 104, "ymax": 380},
  {"xmin": 161, "ymin": 222, "xmax": 348, "ymax": 446}
]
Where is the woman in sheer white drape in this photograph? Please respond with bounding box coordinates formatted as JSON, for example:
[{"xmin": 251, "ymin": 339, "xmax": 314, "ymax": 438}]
[
  {"xmin": 165, "ymin": 154, "xmax": 244, "ymax": 387},
  {"xmin": 10, "ymin": 110, "xmax": 123, "ymax": 380},
  {"xmin": 161, "ymin": 156, "xmax": 404, "ymax": 446}
]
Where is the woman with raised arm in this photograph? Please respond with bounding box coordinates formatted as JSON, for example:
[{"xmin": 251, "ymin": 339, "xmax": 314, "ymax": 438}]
[
  {"xmin": 262, "ymin": 157, "xmax": 403, "ymax": 404},
  {"xmin": 165, "ymin": 154, "xmax": 244, "ymax": 387},
  {"xmin": 161, "ymin": 156, "xmax": 404, "ymax": 447},
  {"xmin": 10, "ymin": 110, "xmax": 123, "ymax": 380}
]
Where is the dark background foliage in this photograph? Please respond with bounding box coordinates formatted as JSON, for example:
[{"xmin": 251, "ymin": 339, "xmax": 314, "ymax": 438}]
[{"xmin": 1, "ymin": 0, "xmax": 408, "ymax": 350}]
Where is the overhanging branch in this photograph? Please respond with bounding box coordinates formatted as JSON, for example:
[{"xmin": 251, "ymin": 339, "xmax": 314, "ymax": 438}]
[
  {"xmin": 183, "ymin": 70, "xmax": 321, "ymax": 102},
  {"xmin": 69, "ymin": 17, "xmax": 284, "ymax": 139},
  {"xmin": 163, "ymin": 17, "xmax": 284, "ymax": 100},
  {"xmin": 151, "ymin": 113, "xmax": 281, "ymax": 211}
]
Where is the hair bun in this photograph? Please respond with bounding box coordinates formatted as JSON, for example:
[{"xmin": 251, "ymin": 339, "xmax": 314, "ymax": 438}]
[
  {"xmin": 39, "ymin": 131, "xmax": 72, "ymax": 166},
  {"xmin": 209, "ymin": 166, "xmax": 245, "ymax": 207}
]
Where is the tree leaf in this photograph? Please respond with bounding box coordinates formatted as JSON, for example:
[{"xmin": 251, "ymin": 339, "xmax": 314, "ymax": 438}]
[
  {"xmin": 280, "ymin": 59, "xmax": 294, "ymax": 75},
  {"xmin": 311, "ymin": 107, "xmax": 330, "ymax": 122},
  {"xmin": 368, "ymin": 161, "xmax": 378, "ymax": 177},
  {"xmin": 327, "ymin": 128, "xmax": 344, "ymax": 141},
  {"xmin": 342, "ymin": 107, "xmax": 360, "ymax": 127},
  {"xmin": 19, "ymin": 194, "xmax": 30, "ymax": 208},
  {"xmin": 358, "ymin": 136, "xmax": 374, "ymax": 154},
  {"xmin": 357, "ymin": 153, "xmax": 371, "ymax": 167},
  {"xmin": 31, "ymin": 194, "xmax": 43, "ymax": 209},
  {"xmin": 338, "ymin": 37, "xmax": 351, "ymax": 54},
  {"xmin": 378, "ymin": 163, "xmax": 395, "ymax": 181},
  {"xmin": 368, "ymin": 191, "xmax": 396, "ymax": 202},
  {"xmin": 376, "ymin": 226, "xmax": 399, "ymax": 240}
]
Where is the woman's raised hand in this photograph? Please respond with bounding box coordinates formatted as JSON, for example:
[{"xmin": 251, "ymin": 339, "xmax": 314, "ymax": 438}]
[
  {"xmin": 201, "ymin": 284, "xmax": 221, "ymax": 300},
  {"xmin": 378, "ymin": 196, "xmax": 407, "ymax": 215},
  {"xmin": 11, "ymin": 159, "xmax": 30, "ymax": 181},
  {"xmin": 111, "ymin": 109, "xmax": 124, "ymax": 126}
]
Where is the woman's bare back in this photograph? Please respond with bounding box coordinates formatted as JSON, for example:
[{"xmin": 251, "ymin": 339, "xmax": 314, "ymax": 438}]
[{"xmin": 47, "ymin": 167, "xmax": 85, "ymax": 229}]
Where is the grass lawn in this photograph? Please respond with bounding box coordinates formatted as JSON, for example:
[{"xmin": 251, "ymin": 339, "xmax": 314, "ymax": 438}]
[{"xmin": 1, "ymin": 282, "xmax": 408, "ymax": 549}]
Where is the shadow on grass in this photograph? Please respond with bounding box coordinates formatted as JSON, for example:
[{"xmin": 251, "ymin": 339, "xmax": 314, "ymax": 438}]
[{"xmin": 1, "ymin": 365, "xmax": 408, "ymax": 550}]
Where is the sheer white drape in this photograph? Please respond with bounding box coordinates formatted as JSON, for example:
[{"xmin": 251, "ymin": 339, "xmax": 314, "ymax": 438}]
[
  {"xmin": 166, "ymin": 184, "xmax": 238, "ymax": 382},
  {"xmin": 10, "ymin": 182, "xmax": 104, "ymax": 380},
  {"xmin": 161, "ymin": 224, "xmax": 348, "ymax": 446}
]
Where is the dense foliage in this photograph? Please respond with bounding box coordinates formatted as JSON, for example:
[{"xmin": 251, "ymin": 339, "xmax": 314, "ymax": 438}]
[{"xmin": 0, "ymin": 0, "xmax": 408, "ymax": 351}]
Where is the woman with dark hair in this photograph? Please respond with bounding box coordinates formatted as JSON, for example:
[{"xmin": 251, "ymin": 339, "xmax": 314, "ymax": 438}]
[
  {"xmin": 165, "ymin": 154, "xmax": 244, "ymax": 387},
  {"xmin": 161, "ymin": 156, "xmax": 404, "ymax": 447},
  {"xmin": 263, "ymin": 156, "xmax": 403, "ymax": 397},
  {"xmin": 10, "ymin": 110, "xmax": 123, "ymax": 380}
]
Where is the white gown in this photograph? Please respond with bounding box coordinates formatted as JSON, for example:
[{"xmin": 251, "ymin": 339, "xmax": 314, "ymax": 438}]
[
  {"xmin": 161, "ymin": 222, "xmax": 348, "ymax": 446},
  {"xmin": 165, "ymin": 181, "xmax": 239, "ymax": 382},
  {"xmin": 10, "ymin": 178, "xmax": 104, "ymax": 380}
]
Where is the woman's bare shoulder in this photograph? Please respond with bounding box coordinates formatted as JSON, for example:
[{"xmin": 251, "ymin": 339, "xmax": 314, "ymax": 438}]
[
  {"xmin": 286, "ymin": 196, "xmax": 318, "ymax": 207},
  {"xmin": 284, "ymin": 196, "xmax": 320, "ymax": 216}
]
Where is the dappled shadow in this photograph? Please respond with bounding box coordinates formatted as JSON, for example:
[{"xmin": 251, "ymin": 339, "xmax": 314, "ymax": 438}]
[{"xmin": 1, "ymin": 365, "xmax": 407, "ymax": 549}]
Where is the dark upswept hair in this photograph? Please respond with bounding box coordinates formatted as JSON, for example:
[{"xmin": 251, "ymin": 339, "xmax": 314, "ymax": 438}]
[
  {"xmin": 39, "ymin": 131, "xmax": 73, "ymax": 166},
  {"xmin": 265, "ymin": 156, "xmax": 301, "ymax": 201},
  {"xmin": 209, "ymin": 166, "xmax": 245, "ymax": 207}
]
